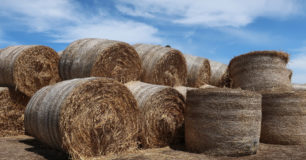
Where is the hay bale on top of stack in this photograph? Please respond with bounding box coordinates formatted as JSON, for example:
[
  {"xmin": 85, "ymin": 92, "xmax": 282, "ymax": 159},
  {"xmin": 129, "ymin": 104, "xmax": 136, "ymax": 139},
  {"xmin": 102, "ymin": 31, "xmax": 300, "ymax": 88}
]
[
  {"xmin": 228, "ymin": 51, "xmax": 292, "ymax": 92},
  {"xmin": 183, "ymin": 54, "xmax": 211, "ymax": 87},
  {"xmin": 133, "ymin": 44, "xmax": 187, "ymax": 86},
  {"xmin": 0, "ymin": 87, "xmax": 29, "ymax": 137},
  {"xmin": 125, "ymin": 81, "xmax": 185, "ymax": 148},
  {"xmin": 25, "ymin": 77, "xmax": 139, "ymax": 159},
  {"xmin": 208, "ymin": 60, "xmax": 229, "ymax": 87},
  {"xmin": 261, "ymin": 91, "xmax": 306, "ymax": 145},
  {"xmin": 185, "ymin": 88, "xmax": 262, "ymax": 156},
  {"xmin": 0, "ymin": 45, "xmax": 61, "ymax": 97},
  {"xmin": 60, "ymin": 38, "xmax": 142, "ymax": 83}
]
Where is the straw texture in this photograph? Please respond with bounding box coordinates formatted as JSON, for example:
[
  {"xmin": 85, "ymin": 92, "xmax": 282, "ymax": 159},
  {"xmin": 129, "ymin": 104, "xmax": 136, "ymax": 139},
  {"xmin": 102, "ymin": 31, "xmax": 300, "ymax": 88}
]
[
  {"xmin": 261, "ymin": 91, "xmax": 306, "ymax": 145},
  {"xmin": 228, "ymin": 50, "xmax": 292, "ymax": 92},
  {"xmin": 208, "ymin": 60, "xmax": 228, "ymax": 87},
  {"xmin": 60, "ymin": 38, "xmax": 142, "ymax": 83},
  {"xmin": 185, "ymin": 88, "xmax": 262, "ymax": 156},
  {"xmin": 125, "ymin": 81, "xmax": 185, "ymax": 148},
  {"xmin": 133, "ymin": 44, "xmax": 187, "ymax": 86},
  {"xmin": 24, "ymin": 77, "xmax": 140, "ymax": 159},
  {"xmin": 0, "ymin": 87, "xmax": 29, "ymax": 137},
  {"xmin": 184, "ymin": 54, "xmax": 211, "ymax": 87},
  {"xmin": 0, "ymin": 45, "xmax": 61, "ymax": 96}
]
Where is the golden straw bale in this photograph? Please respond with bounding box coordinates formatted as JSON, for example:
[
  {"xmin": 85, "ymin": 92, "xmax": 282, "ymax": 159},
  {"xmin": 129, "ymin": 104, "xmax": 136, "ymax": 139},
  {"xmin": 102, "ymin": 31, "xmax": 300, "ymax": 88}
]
[
  {"xmin": 25, "ymin": 77, "xmax": 140, "ymax": 159},
  {"xmin": 0, "ymin": 45, "xmax": 61, "ymax": 96},
  {"xmin": 228, "ymin": 51, "xmax": 292, "ymax": 92},
  {"xmin": 183, "ymin": 54, "xmax": 211, "ymax": 87},
  {"xmin": 185, "ymin": 88, "xmax": 262, "ymax": 156},
  {"xmin": 261, "ymin": 91, "xmax": 306, "ymax": 145},
  {"xmin": 60, "ymin": 38, "xmax": 142, "ymax": 83},
  {"xmin": 133, "ymin": 44, "xmax": 187, "ymax": 86},
  {"xmin": 125, "ymin": 81, "xmax": 185, "ymax": 148}
]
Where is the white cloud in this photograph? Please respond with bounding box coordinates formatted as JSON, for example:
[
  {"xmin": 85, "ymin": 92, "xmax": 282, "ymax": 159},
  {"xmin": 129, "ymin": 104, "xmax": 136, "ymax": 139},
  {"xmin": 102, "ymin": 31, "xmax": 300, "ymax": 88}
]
[
  {"xmin": 288, "ymin": 47, "xmax": 306, "ymax": 83},
  {"xmin": 116, "ymin": 0, "xmax": 301, "ymax": 27},
  {"xmin": 0, "ymin": 0, "xmax": 161, "ymax": 44}
]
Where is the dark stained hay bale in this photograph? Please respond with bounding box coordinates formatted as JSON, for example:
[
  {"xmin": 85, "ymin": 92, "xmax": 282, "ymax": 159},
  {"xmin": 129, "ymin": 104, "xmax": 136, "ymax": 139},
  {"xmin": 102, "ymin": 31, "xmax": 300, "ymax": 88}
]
[
  {"xmin": 0, "ymin": 87, "xmax": 29, "ymax": 137},
  {"xmin": 185, "ymin": 88, "xmax": 262, "ymax": 156},
  {"xmin": 183, "ymin": 54, "xmax": 211, "ymax": 87},
  {"xmin": 228, "ymin": 50, "xmax": 292, "ymax": 92},
  {"xmin": 293, "ymin": 84, "xmax": 306, "ymax": 91},
  {"xmin": 24, "ymin": 77, "xmax": 140, "ymax": 159},
  {"xmin": 261, "ymin": 91, "xmax": 306, "ymax": 145},
  {"xmin": 133, "ymin": 44, "xmax": 187, "ymax": 87},
  {"xmin": 60, "ymin": 38, "xmax": 142, "ymax": 83},
  {"xmin": 125, "ymin": 81, "xmax": 185, "ymax": 148},
  {"xmin": 208, "ymin": 60, "xmax": 228, "ymax": 87},
  {"xmin": 0, "ymin": 45, "xmax": 61, "ymax": 97}
]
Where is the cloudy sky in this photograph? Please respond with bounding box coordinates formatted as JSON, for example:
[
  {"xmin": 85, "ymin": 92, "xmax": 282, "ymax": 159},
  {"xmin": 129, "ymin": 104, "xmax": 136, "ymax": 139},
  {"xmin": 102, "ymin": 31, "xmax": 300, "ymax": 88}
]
[{"xmin": 0, "ymin": 0, "xmax": 305, "ymax": 83}]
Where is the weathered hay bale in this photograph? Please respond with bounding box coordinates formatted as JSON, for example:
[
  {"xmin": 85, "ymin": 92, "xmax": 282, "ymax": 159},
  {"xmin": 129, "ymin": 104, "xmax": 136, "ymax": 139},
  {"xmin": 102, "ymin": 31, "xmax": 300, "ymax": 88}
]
[
  {"xmin": 24, "ymin": 77, "xmax": 140, "ymax": 159},
  {"xmin": 208, "ymin": 60, "xmax": 228, "ymax": 87},
  {"xmin": 0, "ymin": 45, "xmax": 61, "ymax": 96},
  {"xmin": 125, "ymin": 81, "xmax": 185, "ymax": 148},
  {"xmin": 228, "ymin": 51, "xmax": 292, "ymax": 92},
  {"xmin": 185, "ymin": 88, "xmax": 262, "ymax": 156},
  {"xmin": 261, "ymin": 91, "xmax": 306, "ymax": 145},
  {"xmin": 183, "ymin": 54, "xmax": 211, "ymax": 87},
  {"xmin": 0, "ymin": 87, "xmax": 29, "ymax": 137},
  {"xmin": 133, "ymin": 44, "xmax": 187, "ymax": 86},
  {"xmin": 293, "ymin": 84, "xmax": 306, "ymax": 91},
  {"xmin": 60, "ymin": 38, "xmax": 142, "ymax": 83}
]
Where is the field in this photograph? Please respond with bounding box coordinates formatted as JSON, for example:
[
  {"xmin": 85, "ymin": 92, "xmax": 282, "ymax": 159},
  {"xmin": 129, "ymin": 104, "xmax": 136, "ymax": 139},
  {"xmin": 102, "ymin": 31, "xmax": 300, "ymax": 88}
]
[{"xmin": 1, "ymin": 135, "xmax": 306, "ymax": 160}]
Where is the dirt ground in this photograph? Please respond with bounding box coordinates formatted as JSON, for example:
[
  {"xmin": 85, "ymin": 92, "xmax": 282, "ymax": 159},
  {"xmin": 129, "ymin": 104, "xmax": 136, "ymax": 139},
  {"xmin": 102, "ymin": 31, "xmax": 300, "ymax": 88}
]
[{"xmin": 1, "ymin": 135, "xmax": 306, "ymax": 160}]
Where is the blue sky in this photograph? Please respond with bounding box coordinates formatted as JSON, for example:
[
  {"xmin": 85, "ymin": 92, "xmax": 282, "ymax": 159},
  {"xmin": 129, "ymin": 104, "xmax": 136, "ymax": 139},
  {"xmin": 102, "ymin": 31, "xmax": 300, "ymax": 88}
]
[{"xmin": 0, "ymin": 0, "xmax": 305, "ymax": 83}]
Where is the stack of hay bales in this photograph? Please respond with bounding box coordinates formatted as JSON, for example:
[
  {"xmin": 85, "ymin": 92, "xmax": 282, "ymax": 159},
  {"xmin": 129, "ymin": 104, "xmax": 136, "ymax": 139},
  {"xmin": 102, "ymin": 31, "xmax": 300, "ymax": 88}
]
[
  {"xmin": 0, "ymin": 87, "xmax": 29, "ymax": 137},
  {"xmin": 0, "ymin": 45, "xmax": 61, "ymax": 97},
  {"xmin": 228, "ymin": 51, "xmax": 292, "ymax": 92},
  {"xmin": 261, "ymin": 91, "xmax": 306, "ymax": 145},
  {"xmin": 60, "ymin": 38, "xmax": 142, "ymax": 83},
  {"xmin": 208, "ymin": 60, "xmax": 228, "ymax": 87},
  {"xmin": 25, "ymin": 77, "xmax": 140, "ymax": 159},
  {"xmin": 183, "ymin": 54, "xmax": 211, "ymax": 87},
  {"xmin": 125, "ymin": 81, "xmax": 185, "ymax": 148},
  {"xmin": 185, "ymin": 88, "xmax": 262, "ymax": 156},
  {"xmin": 133, "ymin": 44, "xmax": 187, "ymax": 86}
]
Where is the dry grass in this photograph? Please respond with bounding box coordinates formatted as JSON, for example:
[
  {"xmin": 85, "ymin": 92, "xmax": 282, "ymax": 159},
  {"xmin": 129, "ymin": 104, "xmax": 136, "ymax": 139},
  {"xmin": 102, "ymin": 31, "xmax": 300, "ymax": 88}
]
[
  {"xmin": 60, "ymin": 38, "xmax": 142, "ymax": 83},
  {"xmin": 0, "ymin": 45, "xmax": 61, "ymax": 96},
  {"xmin": 185, "ymin": 88, "xmax": 262, "ymax": 156},
  {"xmin": 261, "ymin": 91, "xmax": 306, "ymax": 145},
  {"xmin": 207, "ymin": 60, "xmax": 228, "ymax": 87},
  {"xmin": 125, "ymin": 81, "xmax": 185, "ymax": 148},
  {"xmin": 184, "ymin": 54, "xmax": 211, "ymax": 87},
  {"xmin": 0, "ymin": 87, "xmax": 29, "ymax": 137},
  {"xmin": 25, "ymin": 77, "xmax": 140, "ymax": 159},
  {"xmin": 133, "ymin": 44, "xmax": 187, "ymax": 86},
  {"xmin": 228, "ymin": 50, "xmax": 292, "ymax": 92}
]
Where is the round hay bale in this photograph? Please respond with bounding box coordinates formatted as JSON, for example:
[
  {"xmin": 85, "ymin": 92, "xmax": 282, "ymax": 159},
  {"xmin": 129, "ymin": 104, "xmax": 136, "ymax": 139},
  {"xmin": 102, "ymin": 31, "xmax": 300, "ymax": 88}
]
[
  {"xmin": 60, "ymin": 38, "xmax": 142, "ymax": 83},
  {"xmin": 208, "ymin": 60, "xmax": 228, "ymax": 87},
  {"xmin": 24, "ymin": 77, "xmax": 140, "ymax": 159},
  {"xmin": 261, "ymin": 91, "xmax": 306, "ymax": 145},
  {"xmin": 293, "ymin": 84, "xmax": 306, "ymax": 91},
  {"xmin": 0, "ymin": 87, "xmax": 29, "ymax": 137},
  {"xmin": 133, "ymin": 44, "xmax": 187, "ymax": 86},
  {"xmin": 228, "ymin": 50, "xmax": 292, "ymax": 92},
  {"xmin": 185, "ymin": 88, "xmax": 262, "ymax": 156},
  {"xmin": 125, "ymin": 81, "xmax": 185, "ymax": 148},
  {"xmin": 183, "ymin": 54, "xmax": 211, "ymax": 87},
  {"xmin": 0, "ymin": 45, "xmax": 61, "ymax": 97},
  {"xmin": 57, "ymin": 50, "xmax": 63, "ymax": 57}
]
